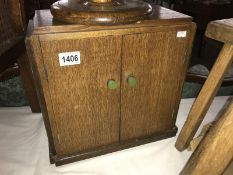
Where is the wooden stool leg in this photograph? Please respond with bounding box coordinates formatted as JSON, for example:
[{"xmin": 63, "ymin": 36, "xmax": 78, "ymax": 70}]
[
  {"xmin": 18, "ymin": 52, "xmax": 41, "ymax": 113},
  {"xmin": 175, "ymin": 43, "xmax": 233, "ymax": 151},
  {"xmin": 180, "ymin": 100, "xmax": 233, "ymax": 175}
]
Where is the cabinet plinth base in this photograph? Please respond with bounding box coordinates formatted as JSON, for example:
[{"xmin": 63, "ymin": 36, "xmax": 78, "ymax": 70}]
[{"xmin": 50, "ymin": 126, "xmax": 178, "ymax": 166}]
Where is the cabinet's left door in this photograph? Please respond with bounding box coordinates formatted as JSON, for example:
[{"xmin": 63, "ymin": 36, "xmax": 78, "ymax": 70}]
[{"xmin": 39, "ymin": 35, "xmax": 122, "ymax": 156}]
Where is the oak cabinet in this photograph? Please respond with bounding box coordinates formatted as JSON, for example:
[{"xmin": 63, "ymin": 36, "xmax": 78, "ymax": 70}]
[
  {"xmin": 40, "ymin": 36, "xmax": 122, "ymax": 156},
  {"xmin": 26, "ymin": 6, "xmax": 195, "ymax": 165},
  {"xmin": 121, "ymin": 31, "xmax": 189, "ymax": 141}
]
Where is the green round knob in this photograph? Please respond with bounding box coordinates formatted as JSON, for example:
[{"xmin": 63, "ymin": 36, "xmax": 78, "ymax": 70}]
[
  {"xmin": 107, "ymin": 79, "xmax": 117, "ymax": 90},
  {"xmin": 127, "ymin": 76, "xmax": 137, "ymax": 87}
]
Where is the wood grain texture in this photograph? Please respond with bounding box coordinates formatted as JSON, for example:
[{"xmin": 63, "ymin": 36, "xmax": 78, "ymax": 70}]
[
  {"xmin": 171, "ymin": 22, "xmax": 196, "ymax": 128},
  {"xmin": 205, "ymin": 18, "xmax": 233, "ymax": 44},
  {"xmin": 120, "ymin": 26, "xmax": 190, "ymax": 140},
  {"xmin": 0, "ymin": 0, "xmax": 24, "ymax": 65},
  {"xmin": 8, "ymin": 0, "xmax": 26, "ymax": 34},
  {"xmin": 26, "ymin": 9, "xmax": 195, "ymax": 164},
  {"xmin": 31, "ymin": 6, "xmax": 192, "ymax": 35},
  {"xmin": 0, "ymin": 0, "xmax": 40, "ymax": 112},
  {"xmin": 175, "ymin": 43, "xmax": 233, "ymax": 151},
  {"xmin": 25, "ymin": 36, "xmax": 57, "ymax": 158},
  {"xmin": 55, "ymin": 127, "xmax": 177, "ymax": 166},
  {"xmin": 38, "ymin": 24, "xmax": 191, "ymax": 42},
  {"xmin": 40, "ymin": 36, "xmax": 122, "ymax": 155},
  {"xmin": 180, "ymin": 100, "xmax": 233, "ymax": 175}
]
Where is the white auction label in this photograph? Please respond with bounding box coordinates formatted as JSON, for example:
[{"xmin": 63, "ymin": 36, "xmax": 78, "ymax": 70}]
[
  {"xmin": 177, "ymin": 31, "xmax": 187, "ymax": 38},
  {"xmin": 58, "ymin": 51, "xmax": 81, "ymax": 66}
]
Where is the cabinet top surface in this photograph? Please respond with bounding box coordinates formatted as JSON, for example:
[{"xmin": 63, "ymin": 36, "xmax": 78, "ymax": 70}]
[{"xmin": 29, "ymin": 5, "xmax": 192, "ymax": 35}]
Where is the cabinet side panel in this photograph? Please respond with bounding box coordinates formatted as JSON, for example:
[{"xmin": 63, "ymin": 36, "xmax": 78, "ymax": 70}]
[
  {"xmin": 170, "ymin": 23, "xmax": 196, "ymax": 126},
  {"xmin": 25, "ymin": 36, "xmax": 57, "ymax": 158},
  {"xmin": 40, "ymin": 35, "xmax": 122, "ymax": 155},
  {"xmin": 121, "ymin": 25, "xmax": 191, "ymax": 140}
]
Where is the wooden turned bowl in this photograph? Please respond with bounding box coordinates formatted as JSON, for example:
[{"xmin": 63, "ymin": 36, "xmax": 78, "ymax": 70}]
[{"xmin": 51, "ymin": 0, "xmax": 152, "ymax": 25}]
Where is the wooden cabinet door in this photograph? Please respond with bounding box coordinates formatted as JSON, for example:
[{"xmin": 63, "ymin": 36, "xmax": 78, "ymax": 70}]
[
  {"xmin": 40, "ymin": 36, "xmax": 121, "ymax": 155},
  {"xmin": 121, "ymin": 28, "xmax": 190, "ymax": 141}
]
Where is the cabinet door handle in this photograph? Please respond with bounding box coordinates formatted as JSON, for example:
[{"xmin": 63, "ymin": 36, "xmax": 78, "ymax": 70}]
[
  {"xmin": 127, "ymin": 76, "xmax": 137, "ymax": 87},
  {"xmin": 107, "ymin": 79, "xmax": 117, "ymax": 90}
]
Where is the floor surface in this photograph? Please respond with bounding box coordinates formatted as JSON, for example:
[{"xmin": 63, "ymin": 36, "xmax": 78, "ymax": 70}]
[{"xmin": 0, "ymin": 96, "xmax": 232, "ymax": 175}]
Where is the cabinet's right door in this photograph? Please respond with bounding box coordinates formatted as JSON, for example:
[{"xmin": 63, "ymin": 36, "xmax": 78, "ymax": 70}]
[{"xmin": 121, "ymin": 27, "xmax": 192, "ymax": 141}]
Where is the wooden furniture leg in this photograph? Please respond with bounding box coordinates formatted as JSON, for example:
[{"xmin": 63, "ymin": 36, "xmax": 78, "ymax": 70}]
[
  {"xmin": 0, "ymin": 0, "xmax": 41, "ymax": 112},
  {"xmin": 18, "ymin": 53, "xmax": 41, "ymax": 113},
  {"xmin": 176, "ymin": 43, "xmax": 233, "ymax": 151},
  {"xmin": 180, "ymin": 100, "xmax": 233, "ymax": 175},
  {"xmin": 175, "ymin": 18, "xmax": 233, "ymax": 151}
]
